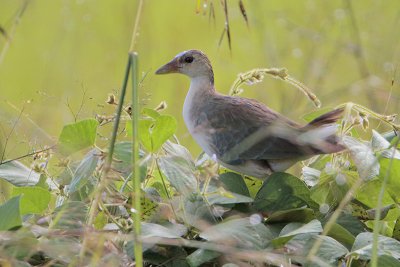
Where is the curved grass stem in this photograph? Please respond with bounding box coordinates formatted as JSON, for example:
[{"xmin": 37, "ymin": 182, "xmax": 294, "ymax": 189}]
[{"xmin": 229, "ymin": 68, "xmax": 321, "ymax": 108}]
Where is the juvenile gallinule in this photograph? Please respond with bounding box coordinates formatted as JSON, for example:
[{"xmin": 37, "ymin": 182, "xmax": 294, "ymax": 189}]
[{"xmin": 156, "ymin": 50, "xmax": 344, "ymax": 178}]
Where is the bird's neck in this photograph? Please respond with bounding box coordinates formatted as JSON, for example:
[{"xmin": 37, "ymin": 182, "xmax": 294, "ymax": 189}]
[{"xmin": 183, "ymin": 75, "xmax": 215, "ymax": 131}]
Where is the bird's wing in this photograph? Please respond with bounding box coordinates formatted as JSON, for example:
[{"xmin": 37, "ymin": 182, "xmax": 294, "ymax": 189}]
[{"xmin": 197, "ymin": 95, "xmax": 319, "ymax": 163}]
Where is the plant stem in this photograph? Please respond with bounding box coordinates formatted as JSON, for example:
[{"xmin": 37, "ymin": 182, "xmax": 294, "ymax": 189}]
[
  {"xmin": 129, "ymin": 0, "xmax": 144, "ymax": 53},
  {"xmin": 370, "ymin": 137, "xmax": 400, "ymax": 267},
  {"xmin": 80, "ymin": 56, "xmax": 132, "ymax": 261},
  {"xmin": 130, "ymin": 52, "xmax": 143, "ymax": 267}
]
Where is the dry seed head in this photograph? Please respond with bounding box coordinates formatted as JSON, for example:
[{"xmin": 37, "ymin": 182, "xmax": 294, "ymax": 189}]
[
  {"xmin": 124, "ymin": 105, "xmax": 132, "ymax": 116},
  {"xmin": 106, "ymin": 94, "xmax": 118, "ymax": 105},
  {"xmin": 362, "ymin": 117, "xmax": 369, "ymax": 130},
  {"xmin": 384, "ymin": 114, "xmax": 397, "ymax": 122},
  {"xmin": 155, "ymin": 101, "xmax": 167, "ymax": 111}
]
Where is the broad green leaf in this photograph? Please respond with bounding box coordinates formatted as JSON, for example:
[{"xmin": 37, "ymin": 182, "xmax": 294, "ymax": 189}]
[
  {"xmin": 186, "ymin": 249, "xmax": 220, "ymax": 267},
  {"xmin": 393, "ymin": 217, "xmax": 400, "ymax": 241},
  {"xmin": 350, "ymin": 232, "xmax": 400, "ymax": 260},
  {"xmin": 142, "ymin": 107, "xmax": 160, "ymax": 119},
  {"xmin": 137, "ymin": 119, "xmax": 153, "ymax": 151},
  {"xmin": 142, "ymin": 222, "xmax": 187, "ymax": 239},
  {"xmin": 0, "ymin": 161, "xmax": 40, "ymax": 186},
  {"xmin": 133, "ymin": 115, "xmax": 177, "ymax": 152},
  {"xmin": 204, "ymin": 184, "xmax": 253, "ymax": 205},
  {"xmin": 254, "ymin": 172, "xmax": 318, "ymax": 212},
  {"xmin": 163, "ymin": 141, "xmax": 193, "ymax": 163},
  {"xmin": 151, "ymin": 115, "xmax": 177, "ymax": 151},
  {"xmin": 367, "ymin": 255, "xmax": 400, "ymax": 267},
  {"xmin": 286, "ymin": 233, "xmax": 349, "ymax": 266},
  {"xmin": 94, "ymin": 211, "xmax": 107, "ymax": 230},
  {"xmin": 379, "ymin": 158, "xmax": 400, "ymax": 202},
  {"xmin": 343, "ymin": 136, "xmax": 379, "ymax": 180},
  {"xmin": 218, "ymin": 172, "xmax": 250, "ymax": 197},
  {"xmin": 68, "ymin": 148, "xmax": 100, "ymax": 193},
  {"xmin": 52, "ymin": 201, "xmax": 88, "ymax": 230},
  {"xmin": 158, "ymin": 156, "xmax": 197, "ymax": 195},
  {"xmin": 200, "ymin": 217, "xmax": 274, "ymax": 250},
  {"xmin": 311, "ymin": 170, "xmax": 358, "ymax": 207},
  {"xmin": 0, "ymin": 196, "xmax": 22, "ymax": 230},
  {"xmin": 272, "ymin": 219, "xmax": 322, "ymax": 247},
  {"xmin": 11, "ymin": 186, "xmax": 51, "ymax": 215},
  {"xmin": 335, "ymin": 213, "xmax": 366, "ymax": 237},
  {"xmin": 183, "ymin": 193, "xmax": 214, "ymax": 229},
  {"xmin": 356, "ymin": 179, "xmax": 396, "ymax": 210},
  {"xmin": 325, "ymin": 223, "xmax": 355, "ymax": 249},
  {"xmin": 58, "ymin": 119, "xmax": 98, "ymax": 155},
  {"xmin": 267, "ymin": 208, "xmax": 315, "ymax": 223},
  {"xmin": 113, "ymin": 141, "xmax": 147, "ymax": 179}
]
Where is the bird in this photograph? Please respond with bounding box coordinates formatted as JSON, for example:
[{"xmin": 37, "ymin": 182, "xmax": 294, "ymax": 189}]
[{"xmin": 155, "ymin": 50, "xmax": 344, "ymax": 179}]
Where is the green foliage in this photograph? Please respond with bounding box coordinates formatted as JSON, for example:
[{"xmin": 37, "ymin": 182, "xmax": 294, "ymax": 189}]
[
  {"xmin": 0, "ymin": 196, "xmax": 22, "ymax": 230},
  {"xmin": 58, "ymin": 119, "xmax": 99, "ymax": 155},
  {"xmin": 11, "ymin": 186, "xmax": 51, "ymax": 215}
]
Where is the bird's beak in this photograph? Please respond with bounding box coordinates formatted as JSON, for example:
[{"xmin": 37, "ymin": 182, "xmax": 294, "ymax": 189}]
[{"xmin": 155, "ymin": 58, "xmax": 180, "ymax": 75}]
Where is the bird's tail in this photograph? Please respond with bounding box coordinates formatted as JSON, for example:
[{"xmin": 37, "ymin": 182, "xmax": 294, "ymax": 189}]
[{"xmin": 301, "ymin": 108, "xmax": 345, "ymax": 154}]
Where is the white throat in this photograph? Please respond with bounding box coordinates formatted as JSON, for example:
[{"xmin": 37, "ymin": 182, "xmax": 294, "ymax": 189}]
[{"xmin": 183, "ymin": 76, "xmax": 213, "ymax": 133}]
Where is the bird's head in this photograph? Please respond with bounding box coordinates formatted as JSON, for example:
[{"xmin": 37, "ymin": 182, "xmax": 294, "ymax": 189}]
[{"xmin": 156, "ymin": 50, "xmax": 214, "ymax": 83}]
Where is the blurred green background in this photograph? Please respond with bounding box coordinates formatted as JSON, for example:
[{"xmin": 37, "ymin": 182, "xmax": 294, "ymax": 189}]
[{"xmin": 1, "ymin": 0, "xmax": 399, "ymax": 158}]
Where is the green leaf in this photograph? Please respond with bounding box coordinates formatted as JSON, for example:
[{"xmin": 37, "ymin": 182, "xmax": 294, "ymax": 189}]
[
  {"xmin": 58, "ymin": 119, "xmax": 98, "ymax": 155},
  {"xmin": 204, "ymin": 184, "xmax": 253, "ymax": 205},
  {"xmin": 379, "ymin": 158, "xmax": 400, "ymax": 202},
  {"xmin": 142, "ymin": 107, "xmax": 160, "ymax": 119},
  {"xmin": 367, "ymin": 255, "xmax": 400, "ymax": 267},
  {"xmin": 286, "ymin": 234, "xmax": 349, "ymax": 266},
  {"xmin": 68, "ymin": 148, "xmax": 100, "ymax": 193},
  {"xmin": 200, "ymin": 217, "xmax": 274, "ymax": 250},
  {"xmin": 113, "ymin": 141, "xmax": 147, "ymax": 179},
  {"xmin": 94, "ymin": 211, "xmax": 107, "ymax": 230},
  {"xmin": 0, "ymin": 196, "xmax": 22, "ymax": 230},
  {"xmin": 11, "ymin": 186, "xmax": 51, "ymax": 215},
  {"xmin": 137, "ymin": 119, "xmax": 153, "ymax": 151},
  {"xmin": 325, "ymin": 223, "xmax": 355, "ymax": 249},
  {"xmin": 219, "ymin": 172, "xmax": 250, "ymax": 197},
  {"xmin": 272, "ymin": 219, "xmax": 322, "ymax": 247},
  {"xmin": 187, "ymin": 249, "xmax": 220, "ymax": 267},
  {"xmin": 158, "ymin": 156, "xmax": 197, "ymax": 195},
  {"xmin": 350, "ymin": 232, "xmax": 400, "ymax": 260},
  {"xmin": 254, "ymin": 172, "xmax": 318, "ymax": 212},
  {"xmin": 151, "ymin": 115, "xmax": 177, "ymax": 151},
  {"xmin": 134, "ymin": 115, "xmax": 177, "ymax": 152},
  {"xmin": 52, "ymin": 201, "xmax": 88, "ymax": 230},
  {"xmin": 393, "ymin": 217, "xmax": 400, "ymax": 241},
  {"xmin": 267, "ymin": 208, "xmax": 315, "ymax": 223},
  {"xmin": 142, "ymin": 222, "xmax": 187, "ymax": 239},
  {"xmin": 183, "ymin": 193, "xmax": 214, "ymax": 229},
  {"xmin": 0, "ymin": 161, "xmax": 40, "ymax": 186}
]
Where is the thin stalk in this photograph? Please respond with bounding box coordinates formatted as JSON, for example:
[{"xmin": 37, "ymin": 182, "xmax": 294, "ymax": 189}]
[
  {"xmin": 80, "ymin": 56, "xmax": 132, "ymax": 261},
  {"xmin": 130, "ymin": 52, "xmax": 143, "ymax": 267},
  {"xmin": 129, "ymin": 0, "xmax": 144, "ymax": 53},
  {"xmin": 370, "ymin": 137, "xmax": 400, "ymax": 267}
]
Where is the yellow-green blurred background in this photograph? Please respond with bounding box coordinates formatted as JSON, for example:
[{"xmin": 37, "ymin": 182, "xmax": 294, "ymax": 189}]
[{"xmin": 1, "ymin": 0, "xmax": 399, "ymax": 158}]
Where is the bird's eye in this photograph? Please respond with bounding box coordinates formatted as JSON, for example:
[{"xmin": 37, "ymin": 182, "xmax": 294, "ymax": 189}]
[{"xmin": 184, "ymin": 56, "xmax": 194, "ymax": 63}]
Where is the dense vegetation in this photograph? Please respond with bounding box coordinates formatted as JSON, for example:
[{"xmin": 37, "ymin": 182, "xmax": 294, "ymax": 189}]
[{"xmin": 1, "ymin": 1, "xmax": 400, "ymax": 266}]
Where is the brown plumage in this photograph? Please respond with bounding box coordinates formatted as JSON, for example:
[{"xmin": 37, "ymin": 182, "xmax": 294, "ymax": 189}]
[{"xmin": 156, "ymin": 50, "xmax": 344, "ymax": 178}]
